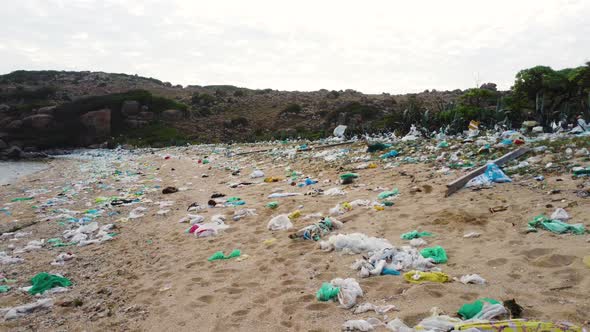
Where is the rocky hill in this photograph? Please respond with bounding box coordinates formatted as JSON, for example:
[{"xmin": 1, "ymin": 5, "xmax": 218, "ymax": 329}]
[{"xmin": 0, "ymin": 70, "xmax": 500, "ymax": 154}]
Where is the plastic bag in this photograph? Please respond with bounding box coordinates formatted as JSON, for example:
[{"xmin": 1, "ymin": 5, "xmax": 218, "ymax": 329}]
[
  {"xmin": 377, "ymin": 189, "xmax": 399, "ymax": 200},
  {"xmin": 353, "ymin": 302, "xmax": 397, "ymax": 314},
  {"xmin": 316, "ymin": 282, "xmax": 339, "ymax": 301},
  {"xmin": 331, "ymin": 278, "xmax": 363, "ymax": 309},
  {"xmin": 342, "ymin": 318, "xmax": 382, "ymax": 331},
  {"xmin": 333, "ymin": 125, "xmax": 347, "ymax": 138},
  {"xmin": 458, "ymin": 298, "xmax": 500, "ymax": 319},
  {"xmin": 250, "ymin": 170, "xmax": 264, "ymax": 178},
  {"xmin": 458, "ymin": 274, "xmax": 486, "ymax": 285},
  {"xmin": 550, "ymin": 208, "xmax": 570, "ymax": 221},
  {"xmin": 420, "ymin": 246, "xmax": 448, "ymax": 263},
  {"xmin": 403, "ymin": 271, "xmax": 450, "ymax": 283},
  {"xmin": 484, "ymin": 163, "xmax": 511, "ymax": 183},
  {"xmin": 319, "ymin": 233, "xmax": 392, "ymax": 254},
  {"xmin": 267, "ymin": 214, "xmax": 293, "ymax": 231},
  {"xmin": 401, "ymin": 230, "xmax": 433, "ymax": 240}
]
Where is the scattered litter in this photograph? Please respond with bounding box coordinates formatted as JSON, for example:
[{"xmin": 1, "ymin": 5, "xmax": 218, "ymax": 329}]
[
  {"xmin": 403, "ymin": 271, "xmax": 450, "ymax": 283},
  {"xmin": 463, "ymin": 232, "xmax": 481, "ymax": 238},
  {"xmin": 420, "ymin": 246, "xmax": 448, "ymax": 263},
  {"xmin": 353, "ymin": 303, "xmax": 397, "ymax": 314},
  {"xmin": 1, "ymin": 298, "xmax": 54, "ymax": 320},
  {"xmin": 28, "ymin": 272, "xmax": 72, "ymax": 295},
  {"xmin": 207, "ymin": 249, "xmax": 241, "ymax": 261},
  {"xmin": 457, "ymin": 274, "xmax": 486, "ymax": 285},
  {"xmin": 267, "ymin": 214, "xmax": 293, "ymax": 231}
]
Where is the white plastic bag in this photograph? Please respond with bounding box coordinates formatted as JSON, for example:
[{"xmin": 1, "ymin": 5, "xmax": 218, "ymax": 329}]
[
  {"xmin": 550, "ymin": 208, "xmax": 570, "ymax": 221},
  {"xmin": 458, "ymin": 274, "xmax": 486, "ymax": 285},
  {"xmin": 267, "ymin": 214, "xmax": 293, "ymax": 231},
  {"xmin": 331, "ymin": 278, "xmax": 363, "ymax": 309},
  {"xmin": 250, "ymin": 170, "xmax": 265, "ymax": 178}
]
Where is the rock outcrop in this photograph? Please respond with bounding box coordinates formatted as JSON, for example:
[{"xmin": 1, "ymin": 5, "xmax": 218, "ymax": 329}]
[{"xmin": 80, "ymin": 109, "xmax": 111, "ymax": 145}]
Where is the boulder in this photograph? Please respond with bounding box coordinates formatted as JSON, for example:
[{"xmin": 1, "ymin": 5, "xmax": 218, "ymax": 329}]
[
  {"xmin": 125, "ymin": 119, "xmax": 149, "ymax": 128},
  {"xmin": 162, "ymin": 109, "xmax": 184, "ymax": 120},
  {"xmin": 137, "ymin": 112, "xmax": 155, "ymax": 121},
  {"xmin": 121, "ymin": 101, "xmax": 141, "ymax": 117},
  {"xmin": 7, "ymin": 120, "xmax": 22, "ymax": 130},
  {"xmin": 23, "ymin": 114, "xmax": 55, "ymax": 130},
  {"xmin": 80, "ymin": 109, "xmax": 111, "ymax": 146},
  {"xmin": 37, "ymin": 105, "xmax": 57, "ymax": 115},
  {"xmin": 3, "ymin": 146, "xmax": 23, "ymax": 159}
]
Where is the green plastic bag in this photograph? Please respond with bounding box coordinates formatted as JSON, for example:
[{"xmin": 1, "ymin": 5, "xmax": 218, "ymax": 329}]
[
  {"xmin": 339, "ymin": 173, "xmax": 359, "ymax": 180},
  {"xmin": 266, "ymin": 202, "xmax": 279, "ymax": 209},
  {"xmin": 11, "ymin": 197, "xmax": 33, "ymax": 202},
  {"xmin": 458, "ymin": 298, "xmax": 500, "ymax": 319},
  {"xmin": 29, "ymin": 272, "xmax": 72, "ymax": 295},
  {"xmin": 401, "ymin": 230, "xmax": 433, "ymax": 240},
  {"xmin": 0, "ymin": 285, "xmax": 9, "ymax": 293},
  {"xmin": 528, "ymin": 215, "xmax": 585, "ymax": 235},
  {"xmin": 377, "ymin": 189, "xmax": 399, "ymax": 200},
  {"xmin": 207, "ymin": 249, "xmax": 241, "ymax": 262},
  {"xmin": 420, "ymin": 245, "xmax": 448, "ymax": 263},
  {"xmin": 316, "ymin": 282, "xmax": 339, "ymax": 301}
]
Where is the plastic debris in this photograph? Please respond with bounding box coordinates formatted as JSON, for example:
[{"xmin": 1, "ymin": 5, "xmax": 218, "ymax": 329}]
[
  {"xmin": 401, "ymin": 230, "xmax": 433, "ymax": 240},
  {"xmin": 420, "ymin": 245, "xmax": 448, "ymax": 263},
  {"xmin": 342, "ymin": 318, "xmax": 382, "ymax": 331},
  {"xmin": 267, "ymin": 214, "xmax": 293, "ymax": 231},
  {"xmin": 0, "ymin": 252, "xmax": 24, "ymax": 265},
  {"xmin": 316, "ymin": 282, "xmax": 340, "ymax": 301},
  {"xmin": 458, "ymin": 274, "xmax": 486, "ymax": 285},
  {"xmin": 28, "ymin": 272, "xmax": 72, "ymax": 295},
  {"xmin": 1, "ymin": 298, "xmax": 54, "ymax": 320},
  {"xmin": 290, "ymin": 217, "xmax": 343, "ymax": 241},
  {"xmin": 527, "ymin": 215, "xmax": 585, "ymax": 235},
  {"xmin": 403, "ymin": 271, "xmax": 450, "ymax": 283},
  {"xmin": 550, "ymin": 208, "xmax": 570, "ymax": 221},
  {"xmin": 353, "ymin": 303, "xmax": 397, "ymax": 314},
  {"xmin": 207, "ymin": 249, "xmax": 241, "ymax": 261},
  {"xmin": 458, "ymin": 298, "xmax": 500, "ymax": 319},
  {"xmin": 250, "ymin": 170, "xmax": 265, "ymax": 178},
  {"xmin": 320, "ymin": 233, "xmax": 393, "ymax": 254}
]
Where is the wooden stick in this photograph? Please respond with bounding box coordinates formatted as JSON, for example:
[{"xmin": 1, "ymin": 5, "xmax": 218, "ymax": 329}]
[{"xmin": 445, "ymin": 147, "xmax": 530, "ymax": 197}]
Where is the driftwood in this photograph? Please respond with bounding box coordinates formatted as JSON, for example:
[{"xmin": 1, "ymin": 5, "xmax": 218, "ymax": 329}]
[{"xmin": 446, "ymin": 147, "xmax": 530, "ymax": 197}]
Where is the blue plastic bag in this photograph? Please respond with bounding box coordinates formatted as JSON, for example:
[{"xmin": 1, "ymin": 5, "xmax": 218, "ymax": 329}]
[{"xmin": 484, "ymin": 163, "xmax": 511, "ymax": 183}]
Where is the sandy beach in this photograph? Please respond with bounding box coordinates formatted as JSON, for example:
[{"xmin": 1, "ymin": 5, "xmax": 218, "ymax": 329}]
[{"xmin": 0, "ymin": 141, "xmax": 589, "ymax": 331}]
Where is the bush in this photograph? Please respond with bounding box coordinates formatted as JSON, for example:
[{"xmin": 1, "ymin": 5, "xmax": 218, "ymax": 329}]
[
  {"xmin": 191, "ymin": 93, "xmax": 216, "ymax": 106},
  {"xmin": 282, "ymin": 103, "xmax": 303, "ymax": 114}
]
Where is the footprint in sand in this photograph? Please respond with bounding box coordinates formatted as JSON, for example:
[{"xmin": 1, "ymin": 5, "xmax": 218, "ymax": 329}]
[
  {"xmin": 305, "ymin": 303, "xmax": 330, "ymax": 311},
  {"xmin": 531, "ymin": 254, "xmax": 576, "ymax": 268},
  {"xmin": 282, "ymin": 304, "xmax": 297, "ymax": 315},
  {"xmin": 232, "ymin": 309, "xmax": 250, "ymax": 317},
  {"xmin": 281, "ymin": 321, "xmax": 294, "ymax": 328},
  {"xmin": 520, "ymin": 248, "xmax": 553, "ymax": 259},
  {"xmin": 486, "ymin": 258, "xmax": 508, "ymax": 267},
  {"xmin": 198, "ymin": 295, "xmax": 214, "ymax": 303},
  {"xmin": 253, "ymin": 295, "xmax": 268, "ymax": 304}
]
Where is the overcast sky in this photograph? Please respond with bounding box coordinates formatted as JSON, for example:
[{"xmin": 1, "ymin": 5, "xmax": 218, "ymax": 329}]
[{"xmin": 1, "ymin": 0, "xmax": 589, "ymax": 93}]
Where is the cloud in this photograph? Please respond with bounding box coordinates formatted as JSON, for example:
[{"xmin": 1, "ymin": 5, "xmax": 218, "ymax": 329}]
[{"xmin": 0, "ymin": 0, "xmax": 589, "ymax": 93}]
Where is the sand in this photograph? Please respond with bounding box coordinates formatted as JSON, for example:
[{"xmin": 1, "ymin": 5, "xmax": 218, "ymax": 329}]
[{"xmin": 0, "ymin": 144, "xmax": 589, "ymax": 331}]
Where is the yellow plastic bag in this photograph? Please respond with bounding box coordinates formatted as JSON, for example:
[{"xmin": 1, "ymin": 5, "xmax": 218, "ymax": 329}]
[
  {"xmin": 403, "ymin": 271, "xmax": 450, "ymax": 283},
  {"xmin": 454, "ymin": 320, "xmax": 584, "ymax": 332},
  {"xmin": 288, "ymin": 210, "xmax": 301, "ymax": 219}
]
